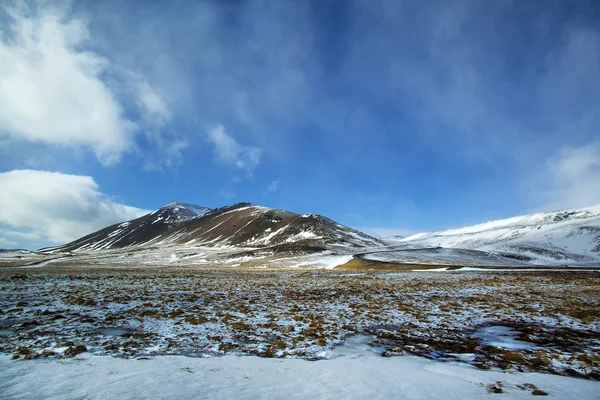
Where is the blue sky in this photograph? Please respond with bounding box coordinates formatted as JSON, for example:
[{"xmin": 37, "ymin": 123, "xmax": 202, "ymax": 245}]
[{"xmin": 1, "ymin": 0, "xmax": 599, "ymax": 250}]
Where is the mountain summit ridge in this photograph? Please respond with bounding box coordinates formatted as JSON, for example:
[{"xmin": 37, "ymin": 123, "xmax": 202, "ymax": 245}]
[
  {"xmin": 41, "ymin": 201, "xmax": 384, "ymax": 253},
  {"xmin": 157, "ymin": 202, "xmax": 212, "ymax": 221}
]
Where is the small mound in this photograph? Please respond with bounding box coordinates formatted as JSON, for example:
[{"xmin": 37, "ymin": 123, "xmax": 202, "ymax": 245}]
[{"xmin": 335, "ymin": 258, "xmax": 445, "ymax": 271}]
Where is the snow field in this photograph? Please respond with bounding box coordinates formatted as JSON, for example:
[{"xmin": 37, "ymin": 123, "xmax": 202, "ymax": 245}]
[{"xmin": 2, "ymin": 345, "xmax": 600, "ymax": 399}]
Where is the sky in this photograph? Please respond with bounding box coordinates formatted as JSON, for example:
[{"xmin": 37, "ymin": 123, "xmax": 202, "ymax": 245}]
[{"xmin": 1, "ymin": 0, "xmax": 599, "ymax": 250}]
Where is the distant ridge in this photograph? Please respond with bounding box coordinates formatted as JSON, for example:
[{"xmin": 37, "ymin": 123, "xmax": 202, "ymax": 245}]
[{"xmin": 401, "ymin": 204, "xmax": 600, "ymax": 264}]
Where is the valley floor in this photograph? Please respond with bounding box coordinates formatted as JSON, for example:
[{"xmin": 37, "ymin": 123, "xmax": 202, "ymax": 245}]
[{"xmin": 1, "ymin": 265, "xmax": 599, "ymax": 398}]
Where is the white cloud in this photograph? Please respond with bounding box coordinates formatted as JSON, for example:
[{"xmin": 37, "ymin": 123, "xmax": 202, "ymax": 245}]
[
  {"xmin": 141, "ymin": 139, "xmax": 188, "ymax": 171},
  {"xmin": 540, "ymin": 142, "xmax": 600, "ymax": 210},
  {"xmin": 0, "ymin": 170, "xmax": 150, "ymax": 246},
  {"xmin": 0, "ymin": 9, "xmax": 133, "ymax": 164},
  {"xmin": 0, "ymin": 6, "xmax": 175, "ymax": 167},
  {"xmin": 206, "ymin": 125, "xmax": 263, "ymax": 174},
  {"xmin": 219, "ymin": 190, "xmax": 235, "ymax": 199},
  {"xmin": 136, "ymin": 80, "xmax": 171, "ymax": 125}
]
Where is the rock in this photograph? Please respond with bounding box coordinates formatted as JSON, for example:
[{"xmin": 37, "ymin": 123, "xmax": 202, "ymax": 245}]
[{"xmin": 63, "ymin": 344, "xmax": 87, "ymax": 358}]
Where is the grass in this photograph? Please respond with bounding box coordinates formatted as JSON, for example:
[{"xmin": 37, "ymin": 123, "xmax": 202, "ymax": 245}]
[{"xmin": 335, "ymin": 258, "xmax": 449, "ymax": 271}]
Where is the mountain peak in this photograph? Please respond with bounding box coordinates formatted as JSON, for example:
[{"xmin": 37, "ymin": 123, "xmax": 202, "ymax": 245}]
[{"xmin": 157, "ymin": 202, "xmax": 212, "ymax": 220}]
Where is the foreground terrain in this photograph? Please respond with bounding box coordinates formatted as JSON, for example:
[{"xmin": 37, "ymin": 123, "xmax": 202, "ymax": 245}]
[
  {"xmin": 1, "ymin": 266, "xmax": 599, "ymax": 381},
  {"xmin": 2, "ymin": 341, "xmax": 599, "ymax": 399}
]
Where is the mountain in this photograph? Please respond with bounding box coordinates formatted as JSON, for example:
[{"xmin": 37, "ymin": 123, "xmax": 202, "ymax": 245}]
[
  {"xmin": 41, "ymin": 202, "xmax": 212, "ymax": 253},
  {"xmin": 161, "ymin": 202, "xmax": 212, "ymax": 220},
  {"xmin": 42, "ymin": 202, "xmax": 385, "ymax": 253},
  {"xmin": 401, "ymin": 205, "xmax": 600, "ymax": 264},
  {"xmin": 162, "ymin": 203, "xmax": 385, "ymax": 249}
]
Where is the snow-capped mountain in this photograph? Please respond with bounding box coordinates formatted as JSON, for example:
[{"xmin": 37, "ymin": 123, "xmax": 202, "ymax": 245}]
[
  {"xmin": 161, "ymin": 202, "xmax": 212, "ymax": 221},
  {"xmin": 401, "ymin": 205, "xmax": 600, "ymax": 264},
  {"xmin": 41, "ymin": 202, "xmax": 212, "ymax": 253},
  {"xmin": 42, "ymin": 202, "xmax": 385, "ymax": 253},
  {"xmin": 162, "ymin": 203, "xmax": 385, "ymax": 250}
]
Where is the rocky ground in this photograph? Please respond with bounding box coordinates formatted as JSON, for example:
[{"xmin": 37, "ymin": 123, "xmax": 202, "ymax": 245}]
[{"xmin": 1, "ymin": 266, "xmax": 599, "ymax": 379}]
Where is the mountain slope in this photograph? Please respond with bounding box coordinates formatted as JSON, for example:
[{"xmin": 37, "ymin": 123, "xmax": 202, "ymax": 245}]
[
  {"xmin": 401, "ymin": 205, "xmax": 600, "ymax": 264},
  {"xmin": 41, "ymin": 202, "xmax": 211, "ymax": 253},
  {"xmin": 154, "ymin": 203, "xmax": 384, "ymax": 249},
  {"xmin": 42, "ymin": 202, "xmax": 385, "ymax": 253}
]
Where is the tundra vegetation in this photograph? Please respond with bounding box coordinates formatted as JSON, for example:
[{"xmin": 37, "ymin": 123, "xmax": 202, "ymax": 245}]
[{"xmin": 1, "ymin": 267, "xmax": 598, "ymax": 380}]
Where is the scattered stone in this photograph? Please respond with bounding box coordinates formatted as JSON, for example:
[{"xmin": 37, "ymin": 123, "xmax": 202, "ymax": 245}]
[
  {"xmin": 40, "ymin": 349, "xmax": 58, "ymax": 357},
  {"xmin": 517, "ymin": 383, "xmax": 537, "ymax": 390},
  {"xmin": 20, "ymin": 319, "xmax": 39, "ymax": 328},
  {"xmin": 487, "ymin": 382, "xmax": 504, "ymax": 394},
  {"xmin": 12, "ymin": 345, "xmax": 38, "ymax": 360}
]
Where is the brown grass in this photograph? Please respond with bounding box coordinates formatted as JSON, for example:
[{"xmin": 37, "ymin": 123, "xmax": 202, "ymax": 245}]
[{"xmin": 335, "ymin": 258, "xmax": 448, "ymax": 271}]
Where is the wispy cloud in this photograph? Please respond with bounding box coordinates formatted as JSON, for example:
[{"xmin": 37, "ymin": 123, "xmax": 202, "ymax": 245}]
[
  {"xmin": 219, "ymin": 190, "xmax": 235, "ymax": 199},
  {"xmin": 266, "ymin": 180, "xmax": 280, "ymax": 193},
  {"xmin": 206, "ymin": 125, "xmax": 263, "ymax": 175},
  {"xmin": 533, "ymin": 142, "xmax": 600, "ymax": 210}
]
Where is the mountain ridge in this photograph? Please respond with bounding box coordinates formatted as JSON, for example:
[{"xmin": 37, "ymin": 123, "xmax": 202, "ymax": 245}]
[
  {"xmin": 40, "ymin": 202, "xmax": 212, "ymax": 253},
  {"xmin": 41, "ymin": 201, "xmax": 385, "ymax": 253},
  {"xmin": 401, "ymin": 204, "xmax": 600, "ymax": 264}
]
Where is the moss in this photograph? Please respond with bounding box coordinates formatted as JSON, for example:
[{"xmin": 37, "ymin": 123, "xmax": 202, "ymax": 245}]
[
  {"xmin": 184, "ymin": 315, "xmax": 208, "ymax": 325},
  {"xmin": 231, "ymin": 321, "xmax": 251, "ymax": 330},
  {"xmin": 139, "ymin": 309, "xmax": 160, "ymax": 317}
]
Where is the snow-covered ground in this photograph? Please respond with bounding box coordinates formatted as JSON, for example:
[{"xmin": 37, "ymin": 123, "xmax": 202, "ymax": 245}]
[
  {"xmin": 361, "ymin": 247, "xmax": 529, "ymax": 266},
  {"xmin": 1, "ymin": 336, "xmax": 598, "ymax": 400},
  {"xmin": 2, "ymin": 268, "xmax": 599, "ymax": 378},
  {"xmin": 401, "ymin": 204, "xmax": 600, "ymax": 265},
  {"xmin": 1, "ymin": 258, "xmax": 599, "ymax": 398},
  {"xmin": 0, "ymin": 245, "xmax": 357, "ymax": 270}
]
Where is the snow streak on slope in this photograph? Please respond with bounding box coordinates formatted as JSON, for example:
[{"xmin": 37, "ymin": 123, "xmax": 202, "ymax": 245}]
[
  {"xmin": 362, "ymin": 247, "xmax": 530, "ymax": 266},
  {"xmin": 401, "ymin": 205, "xmax": 600, "ymax": 264},
  {"xmin": 41, "ymin": 202, "xmax": 211, "ymax": 253},
  {"xmin": 41, "ymin": 202, "xmax": 385, "ymax": 253},
  {"xmin": 160, "ymin": 202, "xmax": 212, "ymax": 221},
  {"xmin": 154, "ymin": 203, "xmax": 385, "ymax": 250}
]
